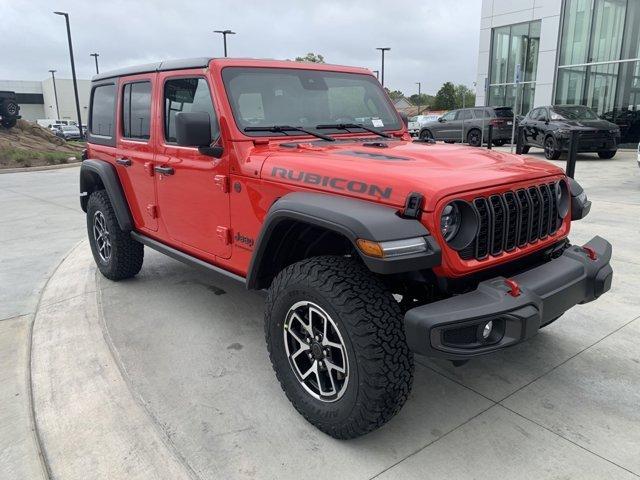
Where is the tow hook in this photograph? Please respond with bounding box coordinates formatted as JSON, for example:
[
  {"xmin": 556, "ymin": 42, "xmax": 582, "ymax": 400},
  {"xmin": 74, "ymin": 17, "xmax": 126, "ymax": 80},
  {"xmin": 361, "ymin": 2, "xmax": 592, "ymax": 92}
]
[
  {"xmin": 504, "ymin": 278, "xmax": 521, "ymax": 297},
  {"xmin": 582, "ymin": 245, "xmax": 597, "ymax": 260}
]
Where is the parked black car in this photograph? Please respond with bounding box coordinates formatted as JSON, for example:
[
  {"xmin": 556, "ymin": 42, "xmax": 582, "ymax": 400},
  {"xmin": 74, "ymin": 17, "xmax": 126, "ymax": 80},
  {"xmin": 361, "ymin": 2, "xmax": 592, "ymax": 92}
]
[
  {"xmin": 0, "ymin": 91, "xmax": 21, "ymax": 129},
  {"xmin": 418, "ymin": 106, "xmax": 514, "ymax": 146},
  {"xmin": 519, "ymin": 105, "xmax": 620, "ymax": 160}
]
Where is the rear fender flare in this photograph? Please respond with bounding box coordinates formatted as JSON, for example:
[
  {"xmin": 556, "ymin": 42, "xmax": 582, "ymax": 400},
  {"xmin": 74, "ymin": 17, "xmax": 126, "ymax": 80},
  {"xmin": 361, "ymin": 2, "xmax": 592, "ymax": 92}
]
[{"xmin": 80, "ymin": 159, "xmax": 133, "ymax": 231}]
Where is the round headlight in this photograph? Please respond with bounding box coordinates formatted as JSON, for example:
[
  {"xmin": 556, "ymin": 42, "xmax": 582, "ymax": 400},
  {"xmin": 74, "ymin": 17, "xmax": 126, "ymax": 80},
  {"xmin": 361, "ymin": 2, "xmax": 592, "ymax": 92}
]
[
  {"xmin": 440, "ymin": 203, "xmax": 461, "ymax": 242},
  {"xmin": 440, "ymin": 200, "xmax": 479, "ymax": 251}
]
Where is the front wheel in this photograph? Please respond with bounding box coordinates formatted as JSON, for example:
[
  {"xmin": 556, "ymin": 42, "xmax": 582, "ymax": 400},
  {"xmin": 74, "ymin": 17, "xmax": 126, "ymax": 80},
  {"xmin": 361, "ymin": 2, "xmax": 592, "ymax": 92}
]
[
  {"xmin": 265, "ymin": 256, "xmax": 414, "ymax": 439},
  {"xmin": 87, "ymin": 190, "xmax": 144, "ymax": 281},
  {"xmin": 598, "ymin": 150, "xmax": 616, "ymax": 159},
  {"xmin": 419, "ymin": 129, "xmax": 433, "ymax": 141},
  {"xmin": 544, "ymin": 136, "xmax": 562, "ymax": 160}
]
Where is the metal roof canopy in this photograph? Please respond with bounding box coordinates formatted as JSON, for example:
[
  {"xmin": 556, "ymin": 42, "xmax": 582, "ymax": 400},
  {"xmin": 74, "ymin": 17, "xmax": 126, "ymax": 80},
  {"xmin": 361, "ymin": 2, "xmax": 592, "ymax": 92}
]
[{"xmin": 92, "ymin": 57, "xmax": 213, "ymax": 82}]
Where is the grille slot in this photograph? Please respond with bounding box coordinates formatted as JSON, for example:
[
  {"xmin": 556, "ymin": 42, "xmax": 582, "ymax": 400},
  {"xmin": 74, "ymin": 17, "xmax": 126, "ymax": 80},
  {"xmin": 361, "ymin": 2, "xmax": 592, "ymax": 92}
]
[{"xmin": 459, "ymin": 182, "xmax": 561, "ymax": 261}]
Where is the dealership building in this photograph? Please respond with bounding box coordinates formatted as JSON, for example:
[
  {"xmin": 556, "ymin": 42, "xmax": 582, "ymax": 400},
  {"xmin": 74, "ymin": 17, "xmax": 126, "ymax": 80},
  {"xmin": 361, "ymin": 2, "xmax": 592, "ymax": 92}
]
[
  {"xmin": 0, "ymin": 77, "xmax": 90, "ymax": 124},
  {"xmin": 476, "ymin": 0, "xmax": 640, "ymax": 146}
]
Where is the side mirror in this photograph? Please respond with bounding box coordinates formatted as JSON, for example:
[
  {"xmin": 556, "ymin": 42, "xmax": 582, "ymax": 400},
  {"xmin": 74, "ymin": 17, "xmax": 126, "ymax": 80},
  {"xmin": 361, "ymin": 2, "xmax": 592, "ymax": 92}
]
[
  {"xmin": 399, "ymin": 112, "xmax": 409, "ymax": 127},
  {"xmin": 438, "ymin": 117, "xmax": 444, "ymax": 122},
  {"xmin": 175, "ymin": 111, "xmax": 223, "ymax": 158}
]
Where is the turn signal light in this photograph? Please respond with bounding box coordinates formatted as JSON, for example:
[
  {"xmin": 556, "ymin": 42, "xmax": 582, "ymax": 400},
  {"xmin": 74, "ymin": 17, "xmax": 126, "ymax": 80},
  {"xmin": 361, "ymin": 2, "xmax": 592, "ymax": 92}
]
[
  {"xmin": 356, "ymin": 237, "xmax": 428, "ymax": 258},
  {"xmin": 356, "ymin": 239, "xmax": 384, "ymax": 258}
]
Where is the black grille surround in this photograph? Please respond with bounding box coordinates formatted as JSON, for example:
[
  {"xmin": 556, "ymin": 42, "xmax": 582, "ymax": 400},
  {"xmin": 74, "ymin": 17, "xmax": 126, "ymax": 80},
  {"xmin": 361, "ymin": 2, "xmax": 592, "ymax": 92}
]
[{"xmin": 459, "ymin": 182, "xmax": 563, "ymax": 261}]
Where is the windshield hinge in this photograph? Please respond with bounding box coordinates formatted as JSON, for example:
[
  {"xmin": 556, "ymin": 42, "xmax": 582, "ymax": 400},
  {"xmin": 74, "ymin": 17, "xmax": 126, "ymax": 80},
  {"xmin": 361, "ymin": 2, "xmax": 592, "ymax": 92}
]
[{"xmin": 402, "ymin": 192, "xmax": 424, "ymax": 219}]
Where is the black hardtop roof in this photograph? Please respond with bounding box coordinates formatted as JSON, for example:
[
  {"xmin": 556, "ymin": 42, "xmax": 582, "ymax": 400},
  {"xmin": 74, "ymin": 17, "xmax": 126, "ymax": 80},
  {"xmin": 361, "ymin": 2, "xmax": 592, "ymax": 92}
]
[{"xmin": 92, "ymin": 57, "xmax": 213, "ymax": 82}]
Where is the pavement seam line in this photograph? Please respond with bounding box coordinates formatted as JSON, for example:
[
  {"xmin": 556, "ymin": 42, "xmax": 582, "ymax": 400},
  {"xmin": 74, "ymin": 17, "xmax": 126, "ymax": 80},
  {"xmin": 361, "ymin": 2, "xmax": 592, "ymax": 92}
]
[
  {"xmin": 1, "ymin": 186, "xmax": 80, "ymax": 213},
  {"xmin": 26, "ymin": 239, "xmax": 86, "ymax": 480},
  {"xmin": 368, "ymin": 403, "xmax": 498, "ymax": 480},
  {"xmin": 95, "ymin": 271, "xmax": 205, "ymax": 480},
  {"xmin": 500, "ymin": 404, "xmax": 640, "ymax": 478},
  {"xmin": 498, "ymin": 313, "xmax": 640, "ymax": 404}
]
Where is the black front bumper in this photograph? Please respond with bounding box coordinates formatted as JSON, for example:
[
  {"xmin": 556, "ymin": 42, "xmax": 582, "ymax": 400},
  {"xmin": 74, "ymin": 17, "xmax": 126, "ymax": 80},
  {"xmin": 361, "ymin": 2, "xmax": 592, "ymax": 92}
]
[{"xmin": 405, "ymin": 236, "xmax": 613, "ymax": 360}]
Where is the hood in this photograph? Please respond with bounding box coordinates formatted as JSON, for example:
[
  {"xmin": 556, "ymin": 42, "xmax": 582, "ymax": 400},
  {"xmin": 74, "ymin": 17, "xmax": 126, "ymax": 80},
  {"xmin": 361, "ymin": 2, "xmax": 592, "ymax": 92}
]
[{"xmin": 259, "ymin": 139, "xmax": 564, "ymax": 212}]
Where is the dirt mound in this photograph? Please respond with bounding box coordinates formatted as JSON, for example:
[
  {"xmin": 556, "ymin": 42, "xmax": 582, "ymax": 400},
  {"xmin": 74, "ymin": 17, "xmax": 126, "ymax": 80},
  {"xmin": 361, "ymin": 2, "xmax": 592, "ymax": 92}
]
[{"xmin": 0, "ymin": 119, "xmax": 81, "ymax": 153}]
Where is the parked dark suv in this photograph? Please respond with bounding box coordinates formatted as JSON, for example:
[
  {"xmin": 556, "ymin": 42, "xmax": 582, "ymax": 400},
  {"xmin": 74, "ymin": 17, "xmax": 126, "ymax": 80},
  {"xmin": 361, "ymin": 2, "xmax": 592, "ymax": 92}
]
[
  {"xmin": 418, "ymin": 106, "xmax": 514, "ymax": 146},
  {"xmin": 519, "ymin": 105, "xmax": 620, "ymax": 160}
]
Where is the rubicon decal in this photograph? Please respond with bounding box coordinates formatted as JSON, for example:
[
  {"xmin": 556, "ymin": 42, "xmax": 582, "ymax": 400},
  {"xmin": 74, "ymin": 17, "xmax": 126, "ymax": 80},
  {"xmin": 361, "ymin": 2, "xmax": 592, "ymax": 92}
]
[{"xmin": 271, "ymin": 167, "xmax": 392, "ymax": 199}]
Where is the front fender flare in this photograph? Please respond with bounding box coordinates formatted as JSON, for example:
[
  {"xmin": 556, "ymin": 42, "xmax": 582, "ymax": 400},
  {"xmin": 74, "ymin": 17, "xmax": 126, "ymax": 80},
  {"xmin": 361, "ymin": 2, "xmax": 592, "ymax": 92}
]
[{"xmin": 246, "ymin": 192, "xmax": 441, "ymax": 289}]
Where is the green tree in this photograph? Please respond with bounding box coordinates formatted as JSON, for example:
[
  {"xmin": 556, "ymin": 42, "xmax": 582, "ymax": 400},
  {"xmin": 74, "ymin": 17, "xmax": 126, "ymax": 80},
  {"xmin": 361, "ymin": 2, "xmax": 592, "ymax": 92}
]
[
  {"xmin": 434, "ymin": 82, "xmax": 457, "ymax": 110},
  {"xmin": 408, "ymin": 93, "xmax": 434, "ymax": 109},
  {"xmin": 384, "ymin": 87, "xmax": 405, "ymax": 101},
  {"xmin": 295, "ymin": 52, "xmax": 325, "ymax": 63},
  {"xmin": 454, "ymin": 84, "xmax": 476, "ymax": 109}
]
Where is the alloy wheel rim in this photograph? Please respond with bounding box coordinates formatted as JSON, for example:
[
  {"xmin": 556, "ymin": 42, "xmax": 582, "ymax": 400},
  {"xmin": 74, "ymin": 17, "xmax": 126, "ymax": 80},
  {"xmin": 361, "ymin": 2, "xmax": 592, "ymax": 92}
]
[
  {"xmin": 545, "ymin": 138, "xmax": 554, "ymax": 157},
  {"xmin": 283, "ymin": 301, "xmax": 349, "ymax": 402},
  {"xmin": 470, "ymin": 132, "xmax": 480, "ymax": 145},
  {"xmin": 93, "ymin": 211, "xmax": 112, "ymax": 262}
]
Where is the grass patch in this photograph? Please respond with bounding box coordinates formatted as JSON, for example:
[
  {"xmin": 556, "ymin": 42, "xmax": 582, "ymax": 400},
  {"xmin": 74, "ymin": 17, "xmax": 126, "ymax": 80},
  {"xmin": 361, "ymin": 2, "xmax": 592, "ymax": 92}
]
[{"xmin": 0, "ymin": 146, "xmax": 80, "ymax": 169}]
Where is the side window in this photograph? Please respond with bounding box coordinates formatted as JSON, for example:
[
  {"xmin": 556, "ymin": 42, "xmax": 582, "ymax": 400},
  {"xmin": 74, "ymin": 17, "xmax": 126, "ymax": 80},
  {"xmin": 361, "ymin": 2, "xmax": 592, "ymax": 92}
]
[
  {"xmin": 90, "ymin": 84, "xmax": 116, "ymax": 137},
  {"xmin": 528, "ymin": 108, "xmax": 539, "ymax": 120},
  {"xmin": 458, "ymin": 109, "xmax": 473, "ymax": 120},
  {"xmin": 539, "ymin": 108, "xmax": 549, "ymax": 122},
  {"xmin": 122, "ymin": 81, "xmax": 152, "ymax": 140},
  {"xmin": 442, "ymin": 111, "xmax": 456, "ymax": 121},
  {"xmin": 164, "ymin": 77, "xmax": 219, "ymax": 143}
]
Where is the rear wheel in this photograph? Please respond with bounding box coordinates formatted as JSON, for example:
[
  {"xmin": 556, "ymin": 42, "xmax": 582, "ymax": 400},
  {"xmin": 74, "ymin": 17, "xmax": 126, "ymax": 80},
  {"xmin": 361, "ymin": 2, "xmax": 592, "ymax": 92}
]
[
  {"xmin": 1, "ymin": 100, "xmax": 19, "ymax": 117},
  {"xmin": 265, "ymin": 256, "xmax": 414, "ymax": 439},
  {"xmin": 467, "ymin": 129, "xmax": 482, "ymax": 147},
  {"xmin": 597, "ymin": 150, "xmax": 616, "ymax": 159},
  {"xmin": 87, "ymin": 190, "xmax": 144, "ymax": 281},
  {"xmin": 544, "ymin": 136, "xmax": 562, "ymax": 160}
]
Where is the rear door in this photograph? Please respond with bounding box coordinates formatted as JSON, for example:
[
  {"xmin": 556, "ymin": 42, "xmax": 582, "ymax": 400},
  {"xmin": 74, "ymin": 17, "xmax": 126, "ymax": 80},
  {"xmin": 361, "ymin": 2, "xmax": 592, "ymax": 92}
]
[
  {"xmin": 458, "ymin": 109, "xmax": 474, "ymax": 142},
  {"xmin": 154, "ymin": 72, "xmax": 231, "ymax": 259},
  {"xmin": 115, "ymin": 75, "xmax": 158, "ymax": 232}
]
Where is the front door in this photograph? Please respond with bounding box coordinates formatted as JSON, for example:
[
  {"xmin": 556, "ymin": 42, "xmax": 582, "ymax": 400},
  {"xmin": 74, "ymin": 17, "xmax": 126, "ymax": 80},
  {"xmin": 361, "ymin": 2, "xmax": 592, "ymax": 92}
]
[
  {"xmin": 116, "ymin": 76, "xmax": 158, "ymax": 232},
  {"xmin": 435, "ymin": 110, "xmax": 459, "ymax": 140},
  {"xmin": 154, "ymin": 73, "xmax": 231, "ymax": 259}
]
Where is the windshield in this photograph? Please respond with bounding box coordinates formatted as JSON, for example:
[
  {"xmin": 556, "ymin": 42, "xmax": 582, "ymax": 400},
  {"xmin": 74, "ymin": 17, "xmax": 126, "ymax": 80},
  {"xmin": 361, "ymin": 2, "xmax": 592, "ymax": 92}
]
[
  {"xmin": 551, "ymin": 106, "xmax": 599, "ymax": 120},
  {"xmin": 222, "ymin": 67, "xmax": 402, "ymax": 135},
  {"xmin": 494, "ymin": 108, "xmax": 514, "ymax": 118}
]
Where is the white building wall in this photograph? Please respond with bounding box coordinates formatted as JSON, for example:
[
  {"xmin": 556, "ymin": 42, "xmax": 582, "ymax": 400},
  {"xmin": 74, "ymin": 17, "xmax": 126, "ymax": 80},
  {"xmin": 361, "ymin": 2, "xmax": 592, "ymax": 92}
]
[
  {"xmin": 42, "ymin": 78, "xmax": 91, "ymax": 123},
  {"xmin": 476, "ymin": 0, "xmax": 563, "ymax": 109}
]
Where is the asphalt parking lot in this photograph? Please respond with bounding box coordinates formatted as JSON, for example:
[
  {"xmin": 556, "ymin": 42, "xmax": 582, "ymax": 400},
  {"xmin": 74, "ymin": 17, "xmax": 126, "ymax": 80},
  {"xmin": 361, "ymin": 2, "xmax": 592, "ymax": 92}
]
[{"xmin": 2, "ymin": 148, "xmax": 639, "ymax": 479}]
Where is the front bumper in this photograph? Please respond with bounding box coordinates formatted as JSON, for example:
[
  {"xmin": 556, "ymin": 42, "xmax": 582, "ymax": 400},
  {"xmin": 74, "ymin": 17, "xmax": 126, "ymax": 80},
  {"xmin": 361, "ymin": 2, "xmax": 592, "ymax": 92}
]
[
  {"xmin": 558, "ymin": 134, "xmax": 618, "ymax": 152},
  {"xmin": 405, "ymin": 236, "xmax": 613, "ymax": 360}
]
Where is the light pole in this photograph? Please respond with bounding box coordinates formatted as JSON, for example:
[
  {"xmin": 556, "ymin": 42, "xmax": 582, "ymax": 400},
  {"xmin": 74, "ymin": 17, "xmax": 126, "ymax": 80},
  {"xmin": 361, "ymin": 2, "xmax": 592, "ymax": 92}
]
[
  {"xmin": 90, "ymin": 53, "xmax": 100, "ymax": 74},
  {"xmin": 415, "ymin": 82, "xmax": 422, "ymax": 115},
  {"xmin": 376, "ymin": 47, "xmax": 390, "ymax": 87},
  {"xmin": 48, "ymin": 70, "xmax": 60, "ymax": 119},
  {"xmin": 214, "ymin": 29, "xmax": 236, "ymax": 57},
  {"xmin": 53, "ymin": 11, "xmax": 83, "ymax": 136},
  {"xmin": 373, "ymin": 70, "xmax": 379, "ymax": 81}
]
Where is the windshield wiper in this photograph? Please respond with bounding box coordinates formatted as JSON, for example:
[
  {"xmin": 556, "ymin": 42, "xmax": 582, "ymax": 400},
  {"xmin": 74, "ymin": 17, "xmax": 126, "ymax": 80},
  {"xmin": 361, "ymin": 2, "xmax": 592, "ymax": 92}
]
[
  {"xmin": 244, "ymin": 125, "xmax": 335, "ymax": 142},
  {"xmin": 315, "ymin": 123, "xmax": 392, "ymax": 139}
]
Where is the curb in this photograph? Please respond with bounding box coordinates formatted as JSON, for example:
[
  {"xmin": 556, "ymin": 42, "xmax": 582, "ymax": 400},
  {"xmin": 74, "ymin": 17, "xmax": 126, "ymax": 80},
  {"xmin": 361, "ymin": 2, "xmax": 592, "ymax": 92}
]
[
  {"xmin": 0, "ymin": 161, "xmax": 80, "ymax": 174},
  {"xmin": 29, "ymin": 242, "xmax": 197, "ymax": 480}
]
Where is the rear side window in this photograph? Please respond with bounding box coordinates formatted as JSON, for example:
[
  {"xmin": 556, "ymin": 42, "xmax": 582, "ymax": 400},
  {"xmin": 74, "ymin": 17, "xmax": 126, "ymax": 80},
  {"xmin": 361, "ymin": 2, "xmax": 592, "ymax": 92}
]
[
  {"xmin": 122, "ymin": 82, "xmax": 152, "ymax": 140},
  {"xmin": 164, "ymin": 77, "xmax": 219, "ymax": 143},
  {"xmin": 458, "ymin": 109, "xmax": 473, "ymax": 120},
  {"xmin": 90, "ymin": 84, "xmax": 116, "ymax": 137}
]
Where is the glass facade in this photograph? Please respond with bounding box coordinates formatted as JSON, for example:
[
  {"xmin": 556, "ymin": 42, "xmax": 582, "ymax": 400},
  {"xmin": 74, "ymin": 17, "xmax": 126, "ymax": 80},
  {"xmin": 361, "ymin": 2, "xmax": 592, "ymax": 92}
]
[
  {"xmin": 556, "ymin": 0, "xmax": 640, "ymax": 146},
  {"xmin": 488, "ymin": 20, "xmax": 541, "ymax": 115}
]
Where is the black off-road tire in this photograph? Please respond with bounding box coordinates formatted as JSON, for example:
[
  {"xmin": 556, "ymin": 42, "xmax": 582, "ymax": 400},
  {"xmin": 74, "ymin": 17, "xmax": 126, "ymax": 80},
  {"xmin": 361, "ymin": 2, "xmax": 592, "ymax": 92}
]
[
  {"xmin": 597, "ymin": 150, "xmax": 616, "ymax": 159},
  {"xmin": 87, "ymin": 190, "xmax": 143, "ymax": 281},
  {"xmin": 1, "ymin": 117, "xmax": 17, "ymax": 129},
  {"xmin": 265, "ymin": 255, "xmax": 414, "ymax": 439}
]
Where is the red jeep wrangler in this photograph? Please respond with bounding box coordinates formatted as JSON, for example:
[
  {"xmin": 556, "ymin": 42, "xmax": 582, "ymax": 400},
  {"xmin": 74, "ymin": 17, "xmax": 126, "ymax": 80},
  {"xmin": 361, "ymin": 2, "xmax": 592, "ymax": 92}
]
[{"xmin": 80, "ymin": 58, "xmax": 612, "ymax": 439}]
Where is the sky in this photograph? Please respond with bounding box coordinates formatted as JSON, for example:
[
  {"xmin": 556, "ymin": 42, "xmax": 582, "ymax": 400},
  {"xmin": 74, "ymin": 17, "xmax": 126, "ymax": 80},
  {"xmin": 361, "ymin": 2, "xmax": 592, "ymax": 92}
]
[{"xmin": 0, "ymin": 0, "xmax": 481, "ymax": 97}]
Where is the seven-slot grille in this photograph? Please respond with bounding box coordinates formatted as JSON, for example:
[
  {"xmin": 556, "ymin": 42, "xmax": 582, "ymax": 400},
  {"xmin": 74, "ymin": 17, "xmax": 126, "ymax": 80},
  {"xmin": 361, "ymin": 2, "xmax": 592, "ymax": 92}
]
[{"xmin": 459, "ymin": 182, "xmax": 561, "ymax": 261}]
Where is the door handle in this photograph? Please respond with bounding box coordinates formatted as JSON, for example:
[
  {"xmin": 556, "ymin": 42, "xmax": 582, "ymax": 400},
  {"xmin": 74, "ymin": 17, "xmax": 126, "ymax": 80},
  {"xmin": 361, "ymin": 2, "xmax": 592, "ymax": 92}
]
[
  {"xmin": 154, "ymin": 166, "xmax": 174, "ymax": 175},
  {"xmin": 116, "ymin": 158, "xmax": 132, "ymax": 167}
]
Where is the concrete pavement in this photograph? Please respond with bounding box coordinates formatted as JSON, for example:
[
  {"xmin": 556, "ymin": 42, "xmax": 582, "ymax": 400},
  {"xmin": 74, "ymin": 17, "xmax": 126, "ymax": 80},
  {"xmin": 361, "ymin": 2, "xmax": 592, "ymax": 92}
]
[{"xmin": 2, "ymin": 150, "xmax": 639, "ymax": 479}]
